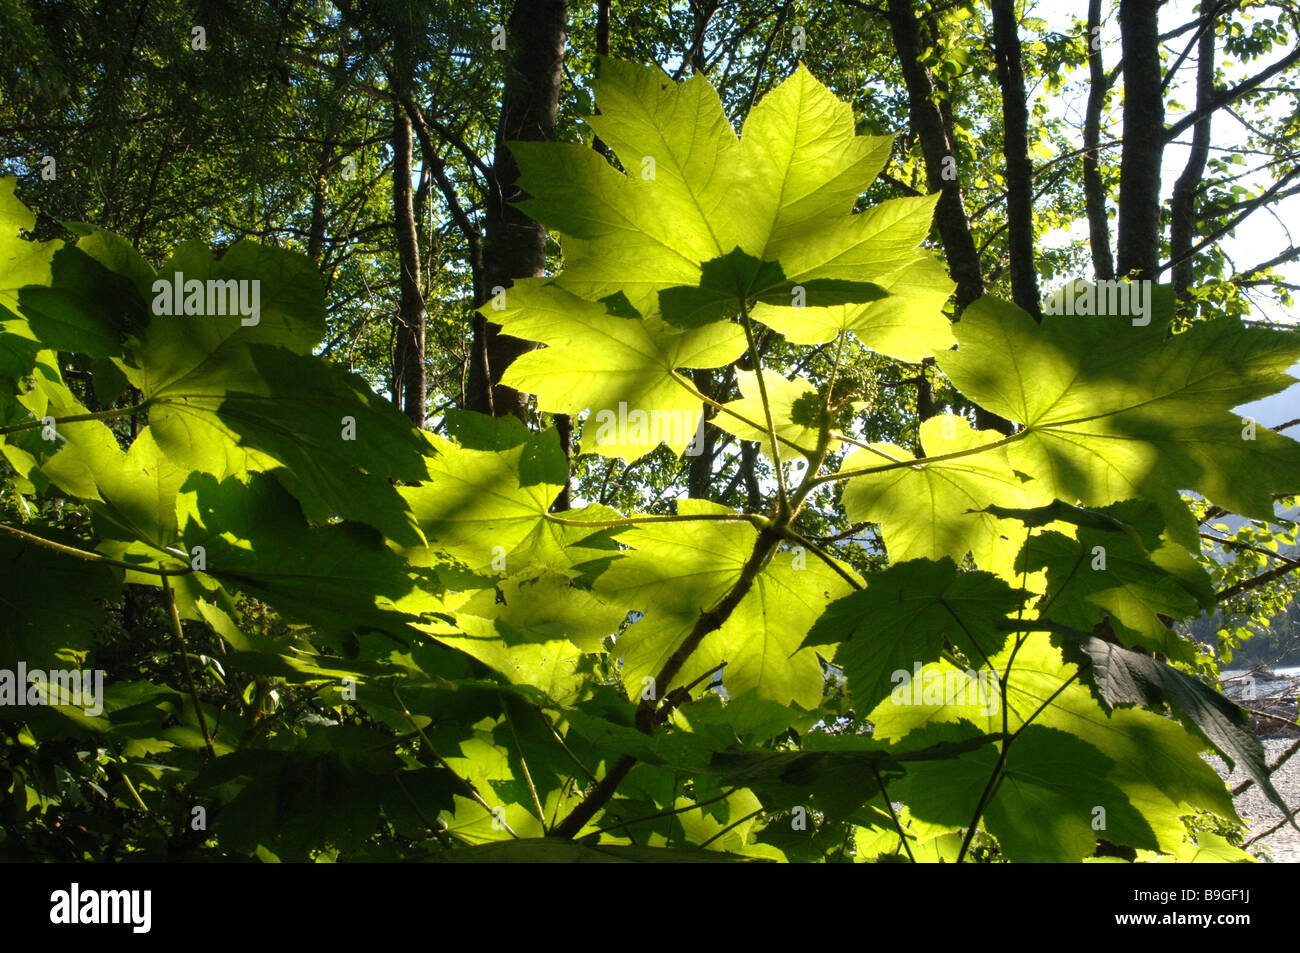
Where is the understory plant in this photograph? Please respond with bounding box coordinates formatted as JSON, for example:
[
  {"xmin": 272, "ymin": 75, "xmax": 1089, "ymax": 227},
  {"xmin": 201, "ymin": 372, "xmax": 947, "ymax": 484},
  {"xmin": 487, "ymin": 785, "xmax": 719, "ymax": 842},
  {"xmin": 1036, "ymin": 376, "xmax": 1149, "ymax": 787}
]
[{"xmin": 2, "ymin": 60, "xmax": 1297, "ymax": 862}]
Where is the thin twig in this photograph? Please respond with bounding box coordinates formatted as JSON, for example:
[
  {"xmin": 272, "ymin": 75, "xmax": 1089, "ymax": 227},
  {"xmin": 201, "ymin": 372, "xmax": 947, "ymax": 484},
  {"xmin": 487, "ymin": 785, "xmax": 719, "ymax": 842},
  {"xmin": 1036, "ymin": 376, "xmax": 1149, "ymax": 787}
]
[
  {"xmin": 697, "ymin": 807, "xmax": 763, "ymax": 850},
  {"xmin": 502, "ymin": 694, "xmax": 548, "ymax": 831},
  {"xmin": 392, "ymin": 771, "xmax": 454, "ymax": 848},
  {"xmin": 872, "ymin": 765, "xmax": 916, "ymax": 863},
  {"xmin": 741, "ymin": 306, "xmax": 788, "ymax": 513},
  {"xmin": 583, "ymin": 787, "xmax": 739, "ymax": 839}
]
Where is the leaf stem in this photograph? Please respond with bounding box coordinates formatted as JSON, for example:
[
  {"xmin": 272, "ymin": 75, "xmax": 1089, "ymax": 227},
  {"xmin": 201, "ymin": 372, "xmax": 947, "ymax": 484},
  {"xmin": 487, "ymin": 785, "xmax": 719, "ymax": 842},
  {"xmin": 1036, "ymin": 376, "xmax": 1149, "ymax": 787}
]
[
  {"xmin": 582, "ymin": 787, "xmax": 739, "ymax": 838},
  {"xmin": 0, "ymin": 402, "xmax": 149, "ymax": 436},
  {"xmin": 545, "ymin": 511, "xmax": 769, "ymax": 531},
  {"xmin": 670, "ymin": 370, "xmax": 818, "ymax": 458},
  {"xmin": 697, "ymin": 806, "xmax": 763, "ymax": 849},
  {"xmin": 391, "ymin": 771, "xmax": 454, "ymax": 848},
  {"xmin": 391, "ymin": 686, "xmax": 520, "ymax": 839},
  {"xmin": 740, "ymin": 303, "xmax": 788, "ymax": 514},
  {"xmin": 502, "ymin": 694, "xmax": 548, "ymax": 831},
  {"xmin": 0, "ymin": 522, "xmax": 191, "ymax": 576},
  {"xmin": 545, "ymin": 718, "xmax": 599, "ymax": 784},
  {"xmin": 871, "ymin": 765, "xmax": 916, "ymax": 863},
  {"xmin": 774, "ymin": 524, "xmax": 865, "ymax": 590},
  {"xmin": 549, "ymin": 525, "xmax": 784, "ymax": 839},
  {"xmin": 956, "ymin": 530, "xmax": 1031, "ymax": 864},
  {"xmin": 811, "ymin": 430, "xmax": 1027, "ymax": 486},
  {"xmin": 160, "ymin": 565, "xmax": 217, "ymax": 761},
  {"xmin": 551, "ymin": 375, "xmax": 840, "ymax": 841}
]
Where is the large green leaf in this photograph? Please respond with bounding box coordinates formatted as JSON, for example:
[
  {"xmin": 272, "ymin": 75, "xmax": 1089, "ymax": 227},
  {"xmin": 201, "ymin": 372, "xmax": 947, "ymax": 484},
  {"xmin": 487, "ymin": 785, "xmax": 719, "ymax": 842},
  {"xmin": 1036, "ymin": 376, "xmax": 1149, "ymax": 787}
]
[
  {"xmin": 195, "ymin": 727, "xmax": 457, "ymax": 859},
  {"xmin": 116, "ymin": 240, "xmax": 427, "ymax": 541},
  {"xmin": 656, "ymin": 248, "xmax": 885, "ymax": 329},
  {"xmin": 1018, "ymin": 524, "xmax": 1211, "ymax": 660},
  {"xmin": 804, "ymin": 558, "xmax": 1021, "ymax": 712},
  {"xmin": 402, "ymin": 425, "xmax": 610, "ymax": 574},
  {"xmin": 493, "ymin": 280, "xmax": 744, "ymax": 460},
  {"xmin": 143, "ymin": 345, "xmax": 428, "ymax": 543},
  {"xmin": 594, "ymin": 499, "xmax": 851, "ymax": 708},
  {"xmin": 0, "ymin": 176, "xmax": 55, "ymax": 384},
  {"xmin": 40, "ymin": 424, "xmax": 186, "ymax": 561},
  {"xmin": 0, "ymin": 525, "xmax": 119, "ymax": 672},
  {"xmin": 431, "ymin": 573, "xmax": 626, "ymax": 706},
  {"xmin": 178, "ymin": 472, "xmax": 425, "ymax": 640},
  {"xmin": 841, "ymin": 414, "xmax": 1048, "ymax": 577},
  {"xmin": 18, "ymin": 244, "xmax": 147, "ymax": 357},
  {"xmin": 869, "ymin": 636, "xmax": 1237, "ymax": 854},
  {"xmin": 938, "ymin": 295, "xmax": 1300, "ymax": 517},
  {"xmin": 1060, "ymin": 632, "xmax": 1290, "ymax": 823},
  {"xmin": 508, "ymin": 60, "xmax": 948, "ymax": 343},
  {"xmin": 891, "ymin": 722, "xmax": 1158, "ymax": 862},
  {"xmin": 712, "ymin": 369, "xmax": 832, "ymax": 457},
  {"xmin": 129, "ymin": 239, "xmax": 326, "ymax": 367},
  {"xmin": 751, "ymin": 254, "xmax": 957, "ymax": 360}
]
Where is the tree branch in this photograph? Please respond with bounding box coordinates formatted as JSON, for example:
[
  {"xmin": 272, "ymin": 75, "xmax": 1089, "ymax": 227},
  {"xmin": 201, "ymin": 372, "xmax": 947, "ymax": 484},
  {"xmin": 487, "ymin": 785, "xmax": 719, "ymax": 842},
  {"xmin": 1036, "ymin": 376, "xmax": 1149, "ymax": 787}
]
[{"xmin": 1165, "ymin": 42, "xmax": 1300, "ymax": 142}]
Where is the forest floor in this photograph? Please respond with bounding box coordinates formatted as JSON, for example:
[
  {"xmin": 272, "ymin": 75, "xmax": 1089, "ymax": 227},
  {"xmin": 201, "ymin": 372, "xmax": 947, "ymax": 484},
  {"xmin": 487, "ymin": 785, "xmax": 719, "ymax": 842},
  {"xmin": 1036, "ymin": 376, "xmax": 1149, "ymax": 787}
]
[
  {"xmin": 1203, "ymin": 669, "xmax": 1300, "ymax": 862},
  {"xmin": 1206, "ymin": 737, "xmax": 1300, "ymax": 863}
]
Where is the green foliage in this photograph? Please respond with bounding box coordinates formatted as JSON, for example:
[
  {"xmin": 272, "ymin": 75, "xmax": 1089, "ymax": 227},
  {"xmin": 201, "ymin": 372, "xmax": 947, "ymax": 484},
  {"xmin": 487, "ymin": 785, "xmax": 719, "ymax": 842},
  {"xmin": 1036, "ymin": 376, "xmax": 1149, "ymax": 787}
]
[{"xmin": 2, "ymin": 60, "xmax": 1295, "ymax": 863}]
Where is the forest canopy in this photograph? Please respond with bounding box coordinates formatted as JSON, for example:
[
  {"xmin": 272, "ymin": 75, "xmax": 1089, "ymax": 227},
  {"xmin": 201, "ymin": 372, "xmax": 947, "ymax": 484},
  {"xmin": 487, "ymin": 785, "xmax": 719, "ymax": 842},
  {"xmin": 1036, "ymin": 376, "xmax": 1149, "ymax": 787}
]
[{"xmin": 1, "ymin": 0, "xmax": 1299, "ymax": 864}]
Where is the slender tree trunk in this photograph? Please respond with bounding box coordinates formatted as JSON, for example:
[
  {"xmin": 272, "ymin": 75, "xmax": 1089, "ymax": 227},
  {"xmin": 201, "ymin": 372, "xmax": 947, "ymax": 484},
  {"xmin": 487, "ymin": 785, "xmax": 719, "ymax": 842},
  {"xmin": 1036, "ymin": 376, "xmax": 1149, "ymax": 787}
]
[
  {"xmin": 398, "ymin": 95, "xmax": 488, "ymax": 410},
  {"xmin": 1117, "ymin": 0, "xmax": 1165, "ymax": 280},
  {"xmin": 886, "ymin": 0, "xmax": 1012, "ymax": 434},
  {"xmin": 391, "ymin": 101, "xmax": 426, "ymax": 426},
  {"xmin": 1084, "ymin": 0, "xmax": 1115, "ymax": 281},
  {"xmin": 307, "ymin": 137, "xmax": 333, "ymax": 264},
  {"xmin": 555, "ymin": 0, "xmax": 612, "ymax": 510},
  {"xmin": 886, "ymin": 0, "xmax": 984, "ymax": 311},
  {"xmin": 740, "ymin": 440, "xmax": 762, "ymax": 513},
  {"xmin": 688, "ymin": 369, "xmax": 719, "ymax": 499},
  {"xmin": 686, "ymin": 0, "xmax": 719, "ymax": 75},
  {"xmin": 591, "ymin": 0, "xmax": 613, "ymax": 164},
  {"xmin": 743, "ymin": 0, "xmax": 792, "ymax": 115},
  {"xmin": 991, "ymin": 0, "xmax": 1041, "ymax": 321},
  {"xmin": 466, "ymin": 0, "xmax": 569, "ymax": 421},
  {"xmin": 597, "ymin": 0, "xmax": 610, "ymax": 58},
  {"xmin": 1170, "ymin": 6, "xmax": 1216, "ymax": 307},
  {"xmin": 308, "ymin": 51, "xmax": 349, "ymax": 266},
  {"xmin": 681, "ymin": 4, "xmax": 724, "ymax": 497}
]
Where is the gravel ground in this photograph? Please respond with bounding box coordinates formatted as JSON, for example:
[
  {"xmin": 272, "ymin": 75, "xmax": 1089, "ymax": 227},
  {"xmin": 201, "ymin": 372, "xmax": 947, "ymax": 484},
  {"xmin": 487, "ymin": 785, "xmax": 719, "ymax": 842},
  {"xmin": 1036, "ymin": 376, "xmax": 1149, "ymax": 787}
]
[{"xmin": 1205, "ymin": 737, "xmax": 1300, "ymax": 863}]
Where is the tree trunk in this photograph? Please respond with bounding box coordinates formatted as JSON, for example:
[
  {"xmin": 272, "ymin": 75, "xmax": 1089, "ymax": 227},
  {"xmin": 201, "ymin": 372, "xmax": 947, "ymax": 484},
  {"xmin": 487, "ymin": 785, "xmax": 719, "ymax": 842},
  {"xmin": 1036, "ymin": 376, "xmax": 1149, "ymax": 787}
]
[
  {"xmin": 1083, "ymin": 0, "xmax": 1115, "ymax": 281},
  {"xmin": 991, "ymin": 0, "xmax": 1042, "ymax": 321},
  {"xmin": 397, "ymin": 94, "xmax": 488, "ymax": 411},
  {"xmin": 886, "ymin": 0, "xmax": 1012, "ymax": 434},
  {"xmin": 466, "ymin": 0, "xmax": 569, "ymax": 421},
  {"xmin": 688, "ymin": 369, "xmax": 720, "ymax": 499},
  {"xmin": 1117, "ymin": 0, "xmax": 1165, "ymax": 281},
  {"xmin": 1170, "ymin": 6, "xmax": 1215, "ymax": 307},
  {"xmin": 391, "ymin": 101, "xmax": 426, "ymax": 426},
  {"xmin": 308, "ymin": 51, "xmax": 350, "ymax": 266},
  {"xmin": 553, "ymin": 0, "xmax": 611, "ymax": 510},
  {"xmin": 885, "ymin": 0, "xmax": 985, "ymax": 311},
  {"xmin": 307, "ymin": 136, "xmax": 333, "ymax": 264}
]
